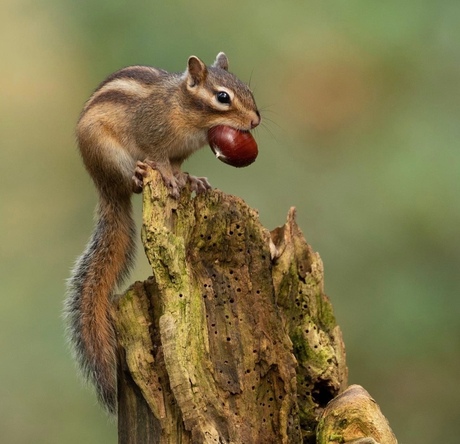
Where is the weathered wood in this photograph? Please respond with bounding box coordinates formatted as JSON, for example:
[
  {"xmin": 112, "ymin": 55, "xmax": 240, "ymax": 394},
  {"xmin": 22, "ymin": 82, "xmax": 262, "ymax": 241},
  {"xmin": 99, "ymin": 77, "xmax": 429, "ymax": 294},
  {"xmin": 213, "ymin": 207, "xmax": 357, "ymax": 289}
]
[
  {"xmin": 316, "ymin": 385, "xmax": 398, "ymax": 444},
  {"xmin": 117, "ymin": 341, "xmax": 162, "ymax": 444},
  {"xmin": 114, "ymin": 169, "xmax": 353, "ymax": 443}
]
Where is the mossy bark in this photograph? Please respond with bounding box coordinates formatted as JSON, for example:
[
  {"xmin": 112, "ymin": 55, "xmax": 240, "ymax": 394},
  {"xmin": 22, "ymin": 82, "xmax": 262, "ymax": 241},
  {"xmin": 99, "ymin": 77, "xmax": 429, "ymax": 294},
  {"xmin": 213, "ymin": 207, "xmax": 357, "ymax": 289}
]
[
  {"xmin": 113, "ymin": 169, "xmax": 389, "ymax": 443},
  {"xmin": 316, "ymin": 385, "xmax": 398, "ymax": 444}
]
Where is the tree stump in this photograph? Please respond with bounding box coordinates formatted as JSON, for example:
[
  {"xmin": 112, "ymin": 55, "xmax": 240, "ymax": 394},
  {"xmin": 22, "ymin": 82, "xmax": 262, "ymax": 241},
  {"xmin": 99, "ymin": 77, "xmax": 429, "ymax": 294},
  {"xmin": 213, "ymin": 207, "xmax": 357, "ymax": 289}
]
[{"xmin": 113, "ymin": 169, "xmax": 392, "ymax": 443}]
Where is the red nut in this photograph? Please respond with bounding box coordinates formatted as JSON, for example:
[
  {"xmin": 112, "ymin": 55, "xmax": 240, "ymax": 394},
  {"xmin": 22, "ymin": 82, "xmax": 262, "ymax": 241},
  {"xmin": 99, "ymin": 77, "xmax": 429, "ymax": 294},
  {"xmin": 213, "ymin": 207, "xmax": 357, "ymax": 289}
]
[{"xmin": 208, "ymin": 125, "xmax": 258, "ymax": 168}]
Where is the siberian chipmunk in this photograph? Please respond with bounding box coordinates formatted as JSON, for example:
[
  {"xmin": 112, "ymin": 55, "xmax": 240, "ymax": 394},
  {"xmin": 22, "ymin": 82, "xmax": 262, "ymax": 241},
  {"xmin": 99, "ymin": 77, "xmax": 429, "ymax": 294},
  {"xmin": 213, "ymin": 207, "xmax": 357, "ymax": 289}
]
[{"xmin": 65, "ymin": 52, "xmax": 260, "ymax": 414}]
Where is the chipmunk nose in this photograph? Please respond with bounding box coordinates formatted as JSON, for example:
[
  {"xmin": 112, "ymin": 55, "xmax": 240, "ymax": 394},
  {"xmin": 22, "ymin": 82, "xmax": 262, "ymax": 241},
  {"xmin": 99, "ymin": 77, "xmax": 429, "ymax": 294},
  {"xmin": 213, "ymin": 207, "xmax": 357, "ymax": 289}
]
[{"xmin": 251, "ymin": 110, "xmax": 261, "ymax": 129}]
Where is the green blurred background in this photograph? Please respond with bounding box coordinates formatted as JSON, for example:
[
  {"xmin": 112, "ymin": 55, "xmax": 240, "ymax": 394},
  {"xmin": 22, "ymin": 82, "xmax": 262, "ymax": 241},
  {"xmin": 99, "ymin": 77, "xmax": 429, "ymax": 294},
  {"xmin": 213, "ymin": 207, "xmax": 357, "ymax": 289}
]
[{"xmin": 1, "ymin": 0, "xmax": 459, "ymax": 442}]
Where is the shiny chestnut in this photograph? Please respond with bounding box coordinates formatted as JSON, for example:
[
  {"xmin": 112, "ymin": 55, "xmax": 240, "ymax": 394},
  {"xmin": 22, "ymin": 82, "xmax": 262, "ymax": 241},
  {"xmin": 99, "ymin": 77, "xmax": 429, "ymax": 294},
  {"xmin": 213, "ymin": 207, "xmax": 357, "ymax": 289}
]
[{"xmin": 208, "ymin": 125, "xmax": 258, "ymax": 168}]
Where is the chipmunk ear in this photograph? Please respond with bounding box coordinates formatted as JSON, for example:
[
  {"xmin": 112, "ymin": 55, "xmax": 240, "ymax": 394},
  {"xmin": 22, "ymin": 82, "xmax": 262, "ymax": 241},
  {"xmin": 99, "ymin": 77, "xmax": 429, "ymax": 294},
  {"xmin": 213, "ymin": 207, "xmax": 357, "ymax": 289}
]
[
  {"xmin": 187, "ymin": 56, "xmax": 207, "ymax": 86},
  {"xmin": 212, "ymin": 52, "xmax": 229, "ymax": 71}
]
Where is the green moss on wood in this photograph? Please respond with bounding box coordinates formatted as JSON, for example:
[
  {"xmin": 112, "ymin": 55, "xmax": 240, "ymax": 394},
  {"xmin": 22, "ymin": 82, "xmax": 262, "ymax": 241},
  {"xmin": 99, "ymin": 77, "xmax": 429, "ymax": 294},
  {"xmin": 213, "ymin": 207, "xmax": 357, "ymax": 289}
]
[{"xmin": 115, "ymin": 170, "xmax": 349, "ymax": 444}]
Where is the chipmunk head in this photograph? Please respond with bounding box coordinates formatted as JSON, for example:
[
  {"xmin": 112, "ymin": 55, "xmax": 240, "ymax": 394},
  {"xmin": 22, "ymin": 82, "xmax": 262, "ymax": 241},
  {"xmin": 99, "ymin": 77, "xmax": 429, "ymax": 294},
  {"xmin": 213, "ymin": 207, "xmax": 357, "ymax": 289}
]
[{"xmin": 183, "ymin": 52, "xmax": 261, "ymax": 131}]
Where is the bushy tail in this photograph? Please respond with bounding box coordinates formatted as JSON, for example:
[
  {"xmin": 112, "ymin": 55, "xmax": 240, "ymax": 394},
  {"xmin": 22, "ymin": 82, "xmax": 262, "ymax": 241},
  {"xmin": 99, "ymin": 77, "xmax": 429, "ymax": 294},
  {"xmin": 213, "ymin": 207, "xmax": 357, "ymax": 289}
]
[{"xmin": 64, "ymin": 195, "xmax": 136, "ymax": 414}]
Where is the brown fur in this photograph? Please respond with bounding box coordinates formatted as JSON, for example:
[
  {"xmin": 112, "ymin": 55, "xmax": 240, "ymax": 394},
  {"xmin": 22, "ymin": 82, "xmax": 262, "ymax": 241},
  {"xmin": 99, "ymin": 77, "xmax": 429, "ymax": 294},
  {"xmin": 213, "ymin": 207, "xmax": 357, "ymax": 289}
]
[{"xmin": 65, "ymin": 53, "xmax": 260, "ymax": 413}]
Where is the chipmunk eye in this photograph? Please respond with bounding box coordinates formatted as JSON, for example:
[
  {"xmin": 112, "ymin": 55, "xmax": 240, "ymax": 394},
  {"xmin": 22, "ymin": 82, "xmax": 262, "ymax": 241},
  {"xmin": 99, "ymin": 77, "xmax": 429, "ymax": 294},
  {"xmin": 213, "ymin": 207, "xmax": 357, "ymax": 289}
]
[{"xmin": 216, "ymin": 91, "xmax": 231, "ymax": 104}]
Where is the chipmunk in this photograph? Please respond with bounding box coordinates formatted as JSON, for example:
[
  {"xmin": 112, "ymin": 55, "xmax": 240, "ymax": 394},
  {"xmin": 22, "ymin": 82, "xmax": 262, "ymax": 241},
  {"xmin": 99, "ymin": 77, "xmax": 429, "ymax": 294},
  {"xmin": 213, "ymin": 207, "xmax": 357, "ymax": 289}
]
[{"xmin": 65, "ymin": 52, "xmax": 260, "ymax": 414}]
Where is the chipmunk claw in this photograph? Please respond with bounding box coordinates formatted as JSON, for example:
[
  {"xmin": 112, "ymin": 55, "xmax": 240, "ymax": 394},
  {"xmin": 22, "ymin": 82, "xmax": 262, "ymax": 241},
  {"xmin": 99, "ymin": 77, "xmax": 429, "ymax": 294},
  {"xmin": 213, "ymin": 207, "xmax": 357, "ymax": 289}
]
[
  {"xmin": 132, "ymin": 161, "xmax": 150, "ymax": 193},
  {"xmin": 186, "ymin": 174, "xmax": 212, "ymax": 194},
  {"xmin": 134, "ymin": 160, "xmax": 181, "ymax": 198}
]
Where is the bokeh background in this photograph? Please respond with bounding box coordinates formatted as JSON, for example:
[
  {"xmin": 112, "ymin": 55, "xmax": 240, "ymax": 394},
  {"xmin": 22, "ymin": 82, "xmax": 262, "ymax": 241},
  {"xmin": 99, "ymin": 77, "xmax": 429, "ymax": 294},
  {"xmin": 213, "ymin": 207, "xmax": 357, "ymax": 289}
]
[{"xmin": 1, "ymin": 0, "xmax": 459, "ymax": 442}]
